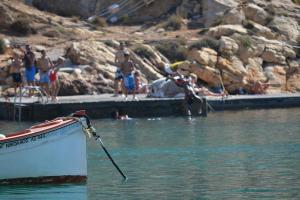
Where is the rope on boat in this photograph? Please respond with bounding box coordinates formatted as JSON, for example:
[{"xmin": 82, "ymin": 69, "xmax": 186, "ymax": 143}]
[
  {"xmin": 58, "ymin": 116, "xmax": 93, "ymax": 138},
  {"xmin": 63, "ymin": 111, "xmax": 127, "ymax": 180}
]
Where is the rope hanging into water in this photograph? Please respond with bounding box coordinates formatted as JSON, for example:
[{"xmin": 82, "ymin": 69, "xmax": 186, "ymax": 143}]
[{"xmin": 66, "ymin": 112, "xmax": 128, "ymax": 180}]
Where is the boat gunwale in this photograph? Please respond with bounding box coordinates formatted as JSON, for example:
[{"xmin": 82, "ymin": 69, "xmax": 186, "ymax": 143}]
[
  {"xmin": 0, "ymin": 175, "xmax": 87, "ymax": 185},
  {"xmin": 0, "ymin": 119, "xmax": 78, "ymax": 143}
]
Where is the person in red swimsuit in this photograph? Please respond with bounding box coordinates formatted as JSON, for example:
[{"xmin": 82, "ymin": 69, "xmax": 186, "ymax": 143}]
[{"xmin": 50, "ymin": 57, "xmax": 64, "ymax": 102}]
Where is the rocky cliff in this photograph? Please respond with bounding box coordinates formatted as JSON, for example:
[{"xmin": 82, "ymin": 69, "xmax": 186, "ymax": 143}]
[
  {"xmin": 0, "ymin": 0, "xmax": 300, "ymax": 96},
  {"xmin": 32, "ymin": 0, "xmax": 181, "ymax": 22}
]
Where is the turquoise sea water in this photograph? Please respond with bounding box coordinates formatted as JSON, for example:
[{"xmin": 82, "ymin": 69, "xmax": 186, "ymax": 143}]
[{"xmin": 0, "ymin": 109, "xmax": 300, "ymax": 199}]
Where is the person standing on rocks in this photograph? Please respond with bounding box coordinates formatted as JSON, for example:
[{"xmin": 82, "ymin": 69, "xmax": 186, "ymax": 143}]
[
  {"xmin": 120, "ymin": 51, "xmax": 137, "ymax": 100},
  {"xmin": 113, "ymin": 42, "xmax": 125, "ymax": 97},
  {"xmin": 37, "ymin": 50, "xmax": 53, "ymax": 100},
  {"xmin": 23, "ymin": 44, "xmax": 36, "ymax": 96}
]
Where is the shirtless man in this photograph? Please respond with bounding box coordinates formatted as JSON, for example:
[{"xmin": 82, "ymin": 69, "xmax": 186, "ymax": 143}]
[
  {"xmin": 120, "ymin": 51, "xmax": 137, "ymax": 100},
  {"xmin": 10, "ymin": 51, "xmax": 23, "ymax": 96},
  {"xmin": 37, "ymin": 50, "xmax": 53, "ymax": 99},
  {"xmin": 114, "ymin": 43, "xmax": 125, "ymax": 97},
  {"xmin": 23, "ymin": 45, "xmax": 36, "ymax": 96}
]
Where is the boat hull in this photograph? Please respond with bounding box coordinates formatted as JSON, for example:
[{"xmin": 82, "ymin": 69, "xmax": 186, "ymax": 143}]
[{"xmin": 0, "ymin": 120, "xmax": 87, "ymax": 184}]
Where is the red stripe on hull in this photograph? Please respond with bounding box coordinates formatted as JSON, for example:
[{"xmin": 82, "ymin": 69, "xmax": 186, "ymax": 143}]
[{"xmin": 0, "ymin": 175, "xmax": 87, "ymax": 185}]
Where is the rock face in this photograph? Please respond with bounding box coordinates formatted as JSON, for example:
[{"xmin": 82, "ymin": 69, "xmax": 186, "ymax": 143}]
[
  {"xmin": 59, "ymin": 41, "xmax": 164, "ymax": 95},
  {"xmin": 202, "ymin": 0, "xmax": 238, "ymax": 27},
  {"xmin": 0, "ymin": 3, "xmax": 14, "ymax": 28},
  {"xmin": 222, "ymin": 8, "xmax": 245, "ymax": 25},
  {"xmin": 243, "ymin": 3, "xmax": 269, "ymax": 25},
  {"xmin": 268, "ymin": 16, "xmax": 300, "ymax": 42},
  {"xmin": 32, "ymin": 0, "xmax": 95, "ymax": 17},
  {"xmin": 32, "ymin": 0, "xmax": 181, "ymax": 22},
  {"xmin": 207, "ymin": 25, "xmax": 248, "ymax": 38}
]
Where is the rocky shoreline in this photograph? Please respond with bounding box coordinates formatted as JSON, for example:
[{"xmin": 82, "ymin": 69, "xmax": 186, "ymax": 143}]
[{"xmin": 0, "ymin": 0, "xmax": 299, "ymax": 97}]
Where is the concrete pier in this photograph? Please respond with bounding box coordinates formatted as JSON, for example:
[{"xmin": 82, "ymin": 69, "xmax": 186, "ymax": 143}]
[{"xmin": 0, "ymin": 93, "xmax": 300, "ymax": 121}]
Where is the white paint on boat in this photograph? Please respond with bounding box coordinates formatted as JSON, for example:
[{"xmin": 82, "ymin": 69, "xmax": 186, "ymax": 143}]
[{"xmin": 0, "ymin": 119, "xmax": 87, "ymax": 181}]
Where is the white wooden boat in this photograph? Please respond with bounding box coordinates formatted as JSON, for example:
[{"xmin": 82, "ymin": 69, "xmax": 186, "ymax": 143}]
[{"xmin": 0, "ymin": 114, "xmax": 88, "ymax": 185}]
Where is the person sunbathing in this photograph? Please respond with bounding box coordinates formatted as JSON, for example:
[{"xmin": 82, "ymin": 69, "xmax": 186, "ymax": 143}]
[{"xmin": 250, "ymin": 79, "xmax": 270, "ymax": 94}]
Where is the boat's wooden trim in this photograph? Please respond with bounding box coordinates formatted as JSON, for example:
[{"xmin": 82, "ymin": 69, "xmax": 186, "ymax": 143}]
[
  {"xmin": 0, "ymin": 175, "xmax": 87, "ymax": 185},
  {"xmin": 0, "ymin": 119, "xmax": 78, "ymax": 143}
]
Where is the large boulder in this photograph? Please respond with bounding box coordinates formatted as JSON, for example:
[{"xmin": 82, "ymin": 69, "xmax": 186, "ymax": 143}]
[
  {"xmin": 207, "ymin": 25, "xmax": 247, "ymax": 38},
  {"xmin": 217, "ymin": 56, "xmax": 247, "ymax": 78},
  {"xmin": 222, "ymin": 8, "xmax": 245, "ymax": 25},
  {"xmin": 262, "ymin": 43, "xmax": 296, "ymax": 65},
  {"xmin": 285, "ymin": 59, "xmax": 300, "ymax": 92},
  {"xmin": 264, "ymin": 64, "xmax": 287, "ymax": 93},
  {"xmin": 243, "ymin": 3, "xmax": 269, "ymax": 25},
  {"xmin": 219, "ymin": 36, "xmax": 239, "ymax": 57},
  {"xmin": 234, "ymin": 35, "xmax": 265, "ymax": 64},
  {"xmin": 0, "ymin": 4, "xmax": 14, "ymax": 28},
  {"xmin": 33, "ymin": 0, "xmax": 181, "ymax": 23},
  {"xmin": 268, "ymin": 16, "xmax": 300, "ymax": 42},
  {"xmin": 59, "ymin": 72, "xmax": 96, "ymax": 96},
  {"xmin": 246, "ymin": 21, "xmax": 276, "ymax": 40},
  {"xmin": 202, "ymin": 0, "xmax": 238, "ymax": 27},
  {"xmin": 176, "ymin": 0, "xmax": 202, "ymax": 19},
  {"xmin": 67, "ymin": 41, "xmax": 115, "ymax": 66},
  {"xmin": 33, "ymin": 0, "xmax": 94, "ymax": 17},
  {"xmin": 190, "ymin": 63, "xmax": 220, "ymax": 86},
  {"xmin": 129, "ymin": 50, "xmax": 163, "ymax": 81},
  {"xmin": 243, "ymin": 57, "xmax": 268, "ymax": 91},
  {"xmin": 187, "ymin": 47, "xmax": 218, "ymax": 67}
]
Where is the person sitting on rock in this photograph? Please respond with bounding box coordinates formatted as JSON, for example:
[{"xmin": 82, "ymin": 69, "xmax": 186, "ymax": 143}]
[
  {"xmin": 249, "ymin": 79, "xmax": 270, "ymax": 94},
  {"xmin": 120, "ymin": 51, "xmax": 137, "ymax": 101}
]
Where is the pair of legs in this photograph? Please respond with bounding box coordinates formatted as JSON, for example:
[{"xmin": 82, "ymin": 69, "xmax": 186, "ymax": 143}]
[
  {"xmin": 39, "ymin": 72, "xmax": 50, "ymax": 99},
  {"xmin": 114, "ymin": 68, "xmax": 124, "ymax": 96},
  {"xmin": 11, "ymin": 73, "xmax": 22, "ymax": 97},
  {"xmin": 50, "ymin": 80, "xmax": 60, "ymax": 101},
  {"xmin": 183, "ymin": 94, "xmax": 203, "ymax": 116},
  {"xmin": 25, "ymin": 67, "xmax": 36, "ymax": 96},
  {"xmin": 123, "ymin": 74, "xmax": 137, "ymax": 100},
  {"xmin": 114, "ymin": 78, "xmax": 125, "ymax": 96}
]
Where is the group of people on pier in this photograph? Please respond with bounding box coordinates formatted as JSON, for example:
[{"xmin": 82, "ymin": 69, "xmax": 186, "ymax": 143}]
[
  {"xmin": 7, "ymin": 44, "xmax": 63, "ymax": 102},
  {"xmin": 3, "ymin": 42, "xmax": 270, "ymax": 113},
  {"xmin": 113, "ymin": 42, "xmax": 148, "ymax": 101}
]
